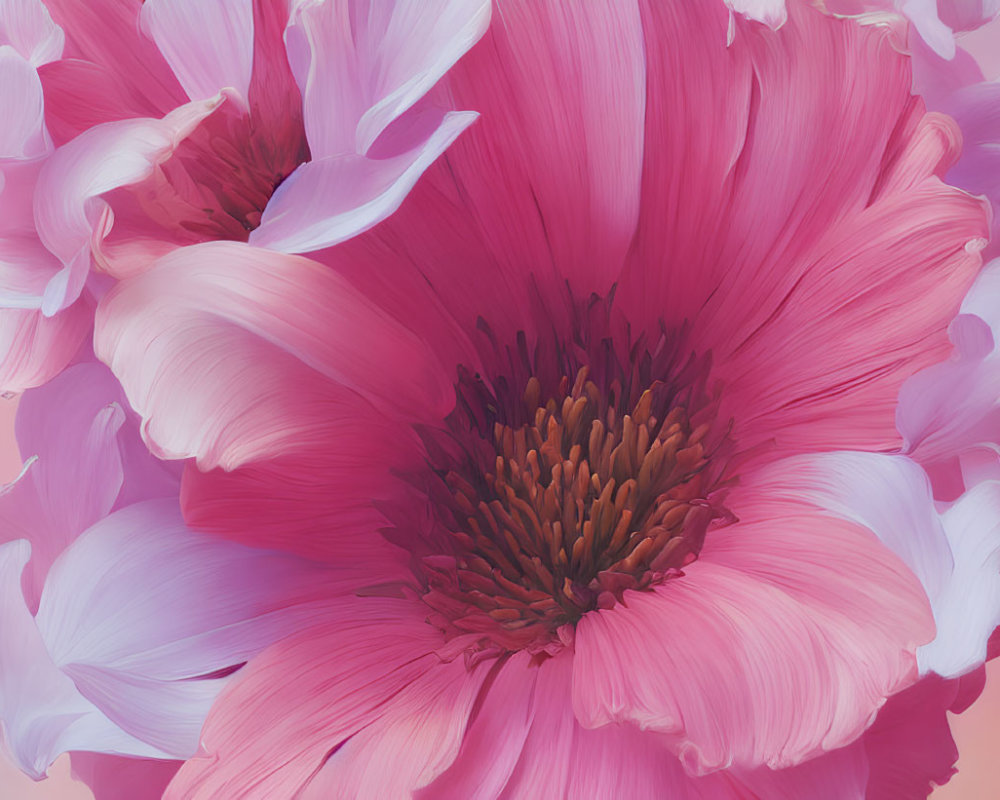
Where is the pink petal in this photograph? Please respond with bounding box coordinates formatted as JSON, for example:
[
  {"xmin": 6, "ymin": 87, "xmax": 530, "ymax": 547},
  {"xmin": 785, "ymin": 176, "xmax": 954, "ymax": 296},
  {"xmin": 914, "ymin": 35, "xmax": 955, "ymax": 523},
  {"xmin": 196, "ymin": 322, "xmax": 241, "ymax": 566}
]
[
  {"xmin": 42, "ymin": 0, "xmax": 185, "ymax": 117},
  {"xmin": 95, "ymin": 241, "xmax": 454, "ymax": 470},
  {"xmin": 33, "ymin": 98, "xmax": 224, "ymax": 315},
  {"xmin": 284, "ymin": 0, "xmax": 489, "ymax": 158},
  {"xmin": 430, "ymin": 0, "xmax": 647, "ymax": 296},
  {"xmin": 618, "ymin": 1, "xmax": 987, "ymax": 456},
  {"xmin": 573, "ymin": 468, "xmax": 934, "ymax": 772},
  {"xmin": 140, "ymin": 0, "xmax": 254, "ymax": 103},
  {"xmin": 498, "ymin": 653, "xmax": 577, "ymax": 799},
  {"xmin": 71, "ymin": 753, "xmax": 180, "ymax": 800},
  {"xmin": 251, "ymin": 107, "xmax": 477, "ymax": 253},
  {"xmin": 38, "ymin": 59, "xmax": 157, "ymax": 147},
  {"xmin": 0, "ymin": 304, "xmax": 91, "ymax": 394},
  {"xmin": 735, "ymin": 748, "xmax": 868, "ymax": 799},
  {"xmin": 0, "ymin": 0, "xmax": 64, "ymax": 66},
  {"xmin": 180, "ymin": 413, "xmax": 417, "ymax": 570},
  {"xmin": 0, "ymin": 45, "xmax": 48, "ymax": 159},
  {"xmin": 758, "ymin": 450, "xmax": 1000, "ymax": 679},
  {"xmin": 297, "ymin": 657, "xmax": 490, "ymax": 799},
  {"xmin": 416, "ymin": 652, "xmax": 537, "ymax": 800},
  {"xmin": 166, "ymin": 598, "xmax": 451, "ymax": 798}
]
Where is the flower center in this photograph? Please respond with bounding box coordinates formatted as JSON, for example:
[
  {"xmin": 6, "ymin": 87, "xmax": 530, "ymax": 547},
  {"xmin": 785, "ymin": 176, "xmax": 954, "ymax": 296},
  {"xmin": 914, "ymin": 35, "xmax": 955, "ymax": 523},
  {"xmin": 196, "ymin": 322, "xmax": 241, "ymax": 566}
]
[{"xmin": 417, "ymin": 365, "xmax": 722, "ymax": 652}]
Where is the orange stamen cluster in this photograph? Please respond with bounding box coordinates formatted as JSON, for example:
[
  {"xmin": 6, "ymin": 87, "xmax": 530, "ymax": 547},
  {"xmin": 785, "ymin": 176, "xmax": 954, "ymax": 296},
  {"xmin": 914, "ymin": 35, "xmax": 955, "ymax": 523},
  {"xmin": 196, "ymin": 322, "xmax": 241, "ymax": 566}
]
[{"xmin": 421, "ymin": 367, "xmax": 718, "ymax": 651}]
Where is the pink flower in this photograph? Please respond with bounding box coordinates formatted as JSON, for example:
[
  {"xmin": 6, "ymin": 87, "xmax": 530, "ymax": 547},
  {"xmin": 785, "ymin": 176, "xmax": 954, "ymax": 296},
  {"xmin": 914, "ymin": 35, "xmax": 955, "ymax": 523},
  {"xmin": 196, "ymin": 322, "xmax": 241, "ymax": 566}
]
[
  {"xmin": 0, "ymin": 361, "xmax": 362, "ymax": 791},
  {"xmin": 0, "ymin": 0, "xmax": 490, "ymax": 393},
  {"xmin": 86, "ymin": 1, "xmax": 999, "ymax": 797}
]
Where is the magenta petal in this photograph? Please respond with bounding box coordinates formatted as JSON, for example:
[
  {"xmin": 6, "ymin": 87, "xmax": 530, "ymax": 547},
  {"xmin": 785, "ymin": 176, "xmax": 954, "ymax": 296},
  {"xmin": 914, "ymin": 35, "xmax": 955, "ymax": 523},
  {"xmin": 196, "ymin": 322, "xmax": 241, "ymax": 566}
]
[{"xmin": 71, "ymin": 753, "xmax": 180, "ymax": 800}]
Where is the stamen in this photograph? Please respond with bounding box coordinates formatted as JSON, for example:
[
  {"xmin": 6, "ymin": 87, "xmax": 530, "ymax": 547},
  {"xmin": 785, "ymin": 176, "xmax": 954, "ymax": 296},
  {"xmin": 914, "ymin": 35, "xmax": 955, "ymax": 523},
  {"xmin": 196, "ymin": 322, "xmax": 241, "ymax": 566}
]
[{"xmin": 420, "ymin": 365, "xmax": 722, "ymax": 651}]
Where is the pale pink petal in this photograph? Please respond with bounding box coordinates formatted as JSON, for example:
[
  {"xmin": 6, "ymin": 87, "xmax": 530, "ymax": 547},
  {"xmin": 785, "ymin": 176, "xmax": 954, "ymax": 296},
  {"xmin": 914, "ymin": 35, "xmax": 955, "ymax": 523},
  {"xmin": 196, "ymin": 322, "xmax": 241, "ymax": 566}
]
[
  {"xmin": 0, "ymin": 45, "xmax": 48, "ymax": 159},
  {"xmin": 284, "ymin": 0, "xmax": 489, "ymax": 157},
  {"xmin": 573, "ymin": 471, "xmax": 933, "ymax": 772},
  {"xmin": 5, "ymin": 497, "xmax": 350, "ymax": 766},
  {"xmin": 1, "ymin": 367, "xmax": 127, "ymax": 607},
  {"xmin": 166, "ymin": 599, "xmax": 451, "ymax": 798},
  {"xmin": 725, "ymin": 0, "xmax": 787, "ymax": 29},
  {"xmin": 919, "ymin": 483, "xmax": 1000, "ymax": 676},
  {"xmin": 298, "ymin": 657, "xmax": 490, "ymax": 799},
  {"xmin": 95, "ymin": 241, "xmax": 454, "ymax": 470},
  {"xmin": 61, "ymin": 662, "xmax": 222, "ymax": 757},
  {"xmin": 140, "ymin": 0, "xmax": 254, "ymax": 103},
  {"xmin": 897, "ymin": 258, "xmax": 1000, "ymax": 472},
  {"xmin": 904, "ymin": 0, "xmax": 958, "ymax": 57},
  {"xmin": 0, "ymin": 0, "xmax": 64, "ymax": 65},
  {"xmin": 33, "ymin": 97, "xmax": 224, "ymax": 314},
  {"xmin": 0, "ymin": 234, "xmax": 61, "ymax": 308},
  {"xmin": 71, "ymin": 753, "xmax": 180, "ymax": 800},
  {"xmin": 251, "ymin": 108, "xmax": 477, "ymax": 252},
  {"xmin": 416, "ymin": 652, "xmax": 537, "ymax": 800},
  {"xmin": 0, "ymin": 540, "xmax": 165, "ymax": 779},
  {"xmin": 34, "ymin": 499, "xmax": 347, "ymax": 680},
  {"xmin": 938, "ymin": 0, "xmax": 1000, "ymax": 30},
  {"xmin": 0, "ymin": 304, "xmax": 91, "ymax": 394}
]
